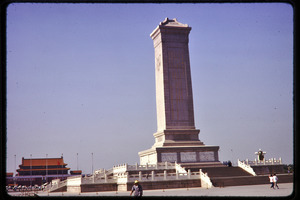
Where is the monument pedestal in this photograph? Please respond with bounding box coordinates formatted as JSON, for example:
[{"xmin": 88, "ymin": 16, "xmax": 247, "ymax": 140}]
[
  {"xmin": 139, "ymin": 129, "xmax": 221, "ymax": 165},
  {"xmin": 139, "ymin": 145, "xmax": 220, "ymax": 165}
]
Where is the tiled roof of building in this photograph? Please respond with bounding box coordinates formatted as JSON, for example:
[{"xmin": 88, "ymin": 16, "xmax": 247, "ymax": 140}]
[
  {"xmin": 70, "ymin": 170, "xmax": 82, "ymax": 173},
  {"xmin": 20, "ymin": 157, "xmax": 67, "ymax": 167},
  {"xmin": 17, "ymin": 167, "xmax": 70, "ymax": 172},
  {"xmin": 6, "ymin": 173, "xmax": 13, "ymax": 177}
]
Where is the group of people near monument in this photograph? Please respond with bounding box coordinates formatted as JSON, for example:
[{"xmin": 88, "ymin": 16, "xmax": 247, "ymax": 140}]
[{"xmin": 269, "ymin": 174, "xmax": 279, "ymax": 189}]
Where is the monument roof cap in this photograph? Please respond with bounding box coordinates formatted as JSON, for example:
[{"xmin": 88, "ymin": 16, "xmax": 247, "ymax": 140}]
[
  {"xmin": 150, "ymin": 18, "xmax": 191, "ymax": 39},
  {"xmin": 159, "ymin": 18, "xmax": 189, "ymax": 27}
]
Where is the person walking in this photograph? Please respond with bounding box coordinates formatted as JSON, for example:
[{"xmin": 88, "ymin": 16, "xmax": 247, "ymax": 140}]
[
  {"xmin": 269, "ymin": 174, "xmax": 274, "ymax": 189},
  {"xmin": 273, "ymin": 174, "xmax": 279, "ymax": 189},
  {"xmin": 130, "ymin": 180, "xmax": 143, "ymax": 198}
]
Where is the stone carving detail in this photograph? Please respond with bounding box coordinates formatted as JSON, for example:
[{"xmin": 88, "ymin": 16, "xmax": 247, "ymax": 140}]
[
  {"xmin": 156, "ymin": 54, "xmax": 161, "ymax": 71},
  {"xmin": 199, "ymin": 151, "xmax": 215, "ymax": 162},
  {"xmin": 161, "ymin": 153, "xmax": 177, "ymax": 162},
  {"xmin": 180, "ymin": 152, "xmax": 197, "ymax": 162}
]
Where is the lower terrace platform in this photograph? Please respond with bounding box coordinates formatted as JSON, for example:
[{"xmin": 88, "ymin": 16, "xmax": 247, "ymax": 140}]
[{"xmin": 45, "ymin": 159, "xmax": 293, "ymax": 193}]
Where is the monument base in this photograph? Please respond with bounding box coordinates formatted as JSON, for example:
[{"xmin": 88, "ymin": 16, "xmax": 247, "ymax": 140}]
[{"xmin": 139, "ymin": 145, "xmax": 221, "ymax": 165}]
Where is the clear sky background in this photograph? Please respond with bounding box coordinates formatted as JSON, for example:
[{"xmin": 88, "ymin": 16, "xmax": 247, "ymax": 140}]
[{"xmin": 6, "ymin": 3, "xmax": 293, "ymax": 175}]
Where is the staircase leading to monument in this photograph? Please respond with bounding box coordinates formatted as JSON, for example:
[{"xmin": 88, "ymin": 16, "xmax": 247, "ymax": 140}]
[
  {"xmin": 184, "ymin": 161, "xmax": 292, "ymax": 187},
  {"xmin": 200, "ymin": 166, "xmax": 253, "ymax": 178}
]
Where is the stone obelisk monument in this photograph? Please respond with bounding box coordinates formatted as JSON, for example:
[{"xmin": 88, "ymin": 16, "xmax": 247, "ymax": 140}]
[{"xmin": 139, "ymin": 18, "xmax": 221, "ymax": 167}]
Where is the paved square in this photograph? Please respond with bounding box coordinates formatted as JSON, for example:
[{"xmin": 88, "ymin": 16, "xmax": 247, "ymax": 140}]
[{"xmin": 8, "ymin": 183, "xmax": 293, "ymax": 197}]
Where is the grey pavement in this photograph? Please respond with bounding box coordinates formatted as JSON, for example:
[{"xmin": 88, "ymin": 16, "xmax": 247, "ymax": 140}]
[{"xmin": 8, "ymin": 183, "xmax": 294, "ymax": 197}]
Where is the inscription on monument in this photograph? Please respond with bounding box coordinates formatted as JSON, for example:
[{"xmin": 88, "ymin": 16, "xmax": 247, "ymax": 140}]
[
  {"xmin": 199, "ymin": 151, "xmax": 215, "ymax": 161},
  {"xmin": 168, "ymin": 47, "xmax": 189, "ymax": 121},
  {"xmin": 161, "ymin": 153, "xmax": 177, "ymax": 162},
  {"xmin": 180, "ymin": 152, "xmax": 197, "ymax": 162}
]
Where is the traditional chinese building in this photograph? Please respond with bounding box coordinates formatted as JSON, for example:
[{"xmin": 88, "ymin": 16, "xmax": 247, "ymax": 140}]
[
  {"xmin": 16, "ymin": 156, "xmax": 70, "ymax": 176},
  {"xmin": 7, "ymin": 156, "xmax": 77, "ymax": 186}
]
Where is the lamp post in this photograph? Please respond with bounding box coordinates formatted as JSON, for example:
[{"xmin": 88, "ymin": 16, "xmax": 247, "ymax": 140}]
[
  {"xmin": 61, "ymin": 153, "xmax": 63, "ymax": 179},
  {"xmin": 30, "ymin": 154, "xmax": 32, "ymax": 187},
  {"xmin": 77, "ymin": 153, "xmax": 78, "ymax": 170},
  {"xmin": 14, "ymin": 155, "xmax": 16, "ymax": 186},
  {"xmin": 91, "ymin": 153, "xmax": 94, "ymax": 174},
  {"xmin": 46, "ymin": 154, "xmax": 48, "ymax": 183}
]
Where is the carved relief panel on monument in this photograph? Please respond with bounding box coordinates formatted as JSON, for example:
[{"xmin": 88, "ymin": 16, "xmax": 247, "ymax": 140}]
[
  {"xmin": 156, "ymin": 54, "xmax": 161, "ymax": 72},
  {"xmin": 199, "ymin": 151, "xmax": 215, "ymax": 162},
  {"xmin": 161, "ymin": 153, "xmax": 177, "ymax": 162},
  {"xmin": 180, "ymin": 152, "xmax": 197, "ymax": 162}
]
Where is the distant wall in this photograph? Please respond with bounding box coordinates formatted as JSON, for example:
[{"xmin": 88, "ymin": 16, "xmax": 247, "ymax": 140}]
[
  {"xmin": 211, "ymin": 174, "xmax": 293, "ymax": 187},
  {"xmin": 81, "ymin": 183, "xmax": 118, "ymax": 193},
  {"xmin": 126, "ymin": 179, "xmax": 201, "ymax": 191}
]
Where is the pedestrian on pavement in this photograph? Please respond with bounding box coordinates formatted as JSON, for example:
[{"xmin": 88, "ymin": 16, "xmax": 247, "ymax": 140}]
[
  {"xmin": 269, "ymin": 174, "xmax": 274, "ymax": 189},
  {"xmin": 130, "ymin": 180, "xmax": 143, "ymax": 198},
  {"xmin": 273, "ymin": 174, "xmax": 279, "ymax": 189}
]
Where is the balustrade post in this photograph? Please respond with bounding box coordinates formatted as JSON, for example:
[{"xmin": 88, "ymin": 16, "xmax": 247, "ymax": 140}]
[
  {"xmin": 136, "ymin": 163, "xmax": 138, "ymax": 170},
  {"xmin": 246, "ymin": 159, "xmax": 249, "ymax": 165},
  {"xmin": 139, "ymin": 171, "xmax": 142, "ymax": 181},
  {"xmin": 151, "ymin": 171, "xmax": 155, "ymax": 181},
  {"xmin": 164, "ymin": 170, "xmax": 167, "ymax": 180},
  {"xmin": 188, "ymin": 169, "xmax": 191, "ymax": 179},
  {"xmin": 165, "ymin": 162, "xmax": 168, "ymax": 169},
  {"xmin": 176, "ymin": 170, "xmax": 179, "ymax": 179},
  {"xmin": 279, "ymin": 157, "xmax": 282, "ymax": 164},
  {"xmin": 105, "ymin": 174, "xmax": 107, "ymax": 183}
]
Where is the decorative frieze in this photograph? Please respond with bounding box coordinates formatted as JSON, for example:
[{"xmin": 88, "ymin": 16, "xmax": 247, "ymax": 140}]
[
  {"xmin": 199, "ymin": 151, "xmax": 215, "ymax": 162},
  {"xmin": 161, "ymin": 153, "xmax": 177, "ymax": 162},
  {"xmin": 180, "ymin": 152, "xmax": 197, "ymax": 162}
]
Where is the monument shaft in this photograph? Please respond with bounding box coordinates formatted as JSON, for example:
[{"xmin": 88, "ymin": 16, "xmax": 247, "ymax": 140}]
[
  {"xmin": 151, "ymin": 20, "xmax": 195, "ymax": 131},
  {"xmin": 139, "ymin": 18, "xmax": 220, "ymax": 166}
]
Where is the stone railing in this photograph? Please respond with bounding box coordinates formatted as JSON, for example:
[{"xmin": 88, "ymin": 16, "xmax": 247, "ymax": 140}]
[
  {"xmin": 242, "ymin": 158, "xmax": 282, "ymax": 166},
  {"xmin": 237, "ymin": 159, "xmax": 257, "ymax": 176},
  {"xmin": 66, "ymin": 163, "xmax": 216, "ymax": 190},
  {"xmin": 49, "ymin": 178, "xmax": 67, "ymax": 192},
  {"xmin": 175, "ymin": 162, "xmax": 187, "ymax": 174},
  {"xmin": 81, "ymin": 162, "xmax": 214, "ymax": 188},
  {"xmin": 81, "ymin": 174, "xmax": 117, "ymax": 184},
  {"xmin": 199, "ymin": 169, "xmax": 213, "ymax": 188},
  {"xmin": 84, "ymin": 169, "xmax": 201, "ymax": 184},
  {"xmin": 126, "ymin": 169, "xmax": 199, "ymax": 182},
  {"xmin": 44, "ymin": 183, "xmax": 52, "ymax": 192},
  {"xmin": 66, "ymin": 175, "xmax": 82, "ymax": 186},
  {"xmin": 113, "ymin": 162, "xmax": 175, "ymax": 173},
  {"xmin": 94, "ymin": 168, "xmax": 113, "ymax": 176}
]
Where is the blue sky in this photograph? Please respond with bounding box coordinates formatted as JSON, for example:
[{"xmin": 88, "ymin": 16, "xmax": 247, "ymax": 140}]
[{"xmin": 6, "ymin": 3, "xmax": 293, "ymax": 174}]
